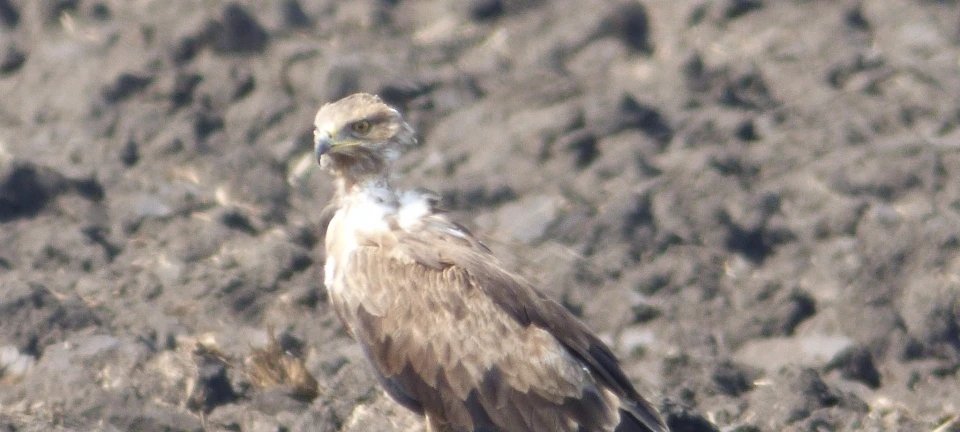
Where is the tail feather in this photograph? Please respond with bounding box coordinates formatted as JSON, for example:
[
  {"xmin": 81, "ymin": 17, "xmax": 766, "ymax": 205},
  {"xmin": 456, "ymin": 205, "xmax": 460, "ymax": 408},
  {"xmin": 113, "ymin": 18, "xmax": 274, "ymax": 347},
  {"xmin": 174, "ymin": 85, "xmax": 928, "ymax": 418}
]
[{"xmin": 615, "ymin": 400, "xmax": 669, "ymax": 432}]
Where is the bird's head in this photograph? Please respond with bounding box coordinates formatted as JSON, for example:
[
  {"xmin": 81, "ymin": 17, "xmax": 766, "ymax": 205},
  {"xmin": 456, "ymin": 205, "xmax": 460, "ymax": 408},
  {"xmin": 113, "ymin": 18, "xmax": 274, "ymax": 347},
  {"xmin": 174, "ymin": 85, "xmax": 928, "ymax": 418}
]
[{"xmin": 313, "ymin": 93, "xmax": 416, "ymax": 182}]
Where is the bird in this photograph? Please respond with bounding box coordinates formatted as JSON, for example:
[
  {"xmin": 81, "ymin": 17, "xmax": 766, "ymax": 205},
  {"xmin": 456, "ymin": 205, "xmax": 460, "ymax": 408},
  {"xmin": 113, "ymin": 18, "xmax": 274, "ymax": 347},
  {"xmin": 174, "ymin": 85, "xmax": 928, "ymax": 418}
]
[{"xmin": 313, "ymin": 93, "xmax": 669, "ymax": 432}]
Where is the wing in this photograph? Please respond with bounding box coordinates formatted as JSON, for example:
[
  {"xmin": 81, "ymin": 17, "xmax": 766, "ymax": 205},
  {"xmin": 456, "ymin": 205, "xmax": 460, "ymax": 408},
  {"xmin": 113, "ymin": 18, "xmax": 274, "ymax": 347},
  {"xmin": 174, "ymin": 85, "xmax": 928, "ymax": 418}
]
[{"xmin": 341, "ymin": 214, "xmax": 667, "ymax": 432}]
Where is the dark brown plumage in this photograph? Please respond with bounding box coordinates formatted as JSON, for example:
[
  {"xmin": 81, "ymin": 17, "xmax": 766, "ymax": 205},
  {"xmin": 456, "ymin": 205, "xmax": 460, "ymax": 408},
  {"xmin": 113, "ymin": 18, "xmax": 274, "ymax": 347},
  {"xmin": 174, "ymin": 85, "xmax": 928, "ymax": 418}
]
[{"xmin": 314, "ymin": 93, "xmax": 668, "ymax": 432}]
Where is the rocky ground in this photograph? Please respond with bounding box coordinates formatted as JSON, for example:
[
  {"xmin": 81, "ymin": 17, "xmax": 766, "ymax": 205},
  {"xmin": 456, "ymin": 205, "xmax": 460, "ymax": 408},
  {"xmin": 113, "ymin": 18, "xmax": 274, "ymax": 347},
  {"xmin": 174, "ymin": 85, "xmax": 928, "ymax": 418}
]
[{"xmin": 1, "ymin": 0, "xmax": 959, "ymax": 431}]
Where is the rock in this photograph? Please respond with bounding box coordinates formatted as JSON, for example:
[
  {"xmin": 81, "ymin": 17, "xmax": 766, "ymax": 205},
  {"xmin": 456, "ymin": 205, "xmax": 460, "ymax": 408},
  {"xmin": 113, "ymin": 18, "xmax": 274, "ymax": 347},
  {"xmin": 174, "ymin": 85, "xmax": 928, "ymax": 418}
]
[
  {"xmin": 735, "ymin": 287, "xmax": 817, "ymax": 338},
  {"xmin": 830, "ymin": 154, "xmax": 924, "ymax": 200},
  {"xmin": 469, "ymin": 0, "xmax": 504, "ymax": 21},
  {"xmin": 192, "ymin": 105, "xmax": 224, "ymax": 141},
  {"xmin": 844, "ymin": 4, "xmax": 870, "ymax": 31},
  {"xmin": 734, "ymin": 118, "xmax": 758, "ymax": 141},
  {"xmin": 441, "ymin": 182, "xmax": 516, "ymax": 211},
  {"xmin": 207, "ymin": 402, "xmax": 299, "ymax": 432},
  {"xmin": 169, "ymin": 72, "xmax": 203, "ymax": 109},
  {"xmin": 718, "ymin": 69, "xmax": 777, "ymax": 111},
  {"xmin": 102, "ymin": 73, "xmax": 154, "ymax": 104},
  {"xmin": 631, "ymin": 296, "xmax": 662, "ymax": 323},
  {"xmin": 72, "ymin": 334, "xmax": 121, "ymax": 358},
  {"xmin": 209, "ymin": 3, "xmax": 269, "ymax": 54},
  {"xmin": 288, "ymin": 407, "xmax": 339, "ymax": 432},
  {"xmin": 0, "ymin": 0, "xmax": 19, "ymax": 27},
  {"xmin": 89, "ymin": 2, "xmax": 111, "ymax": 20},
  {"xmin": 171, "ymin": 33, "xmax": 205, "ymax": 65},
  {"xmin": 720, "ymin": 192, "xmax": 794, "ymax": 263},
  {"xmin": 338, "ymin": 396, "xmax": 424, "ymax": 432},
  {"xmin": 616, "ymin": 95, "xmax": 673, "ymax": 145},
  {"xmin": 747, "ymin": 367, "xmax": 868, "ymax": 428},
  {"xmin": 494, "ymin": 194, "xmax": 560, "ymax": 244},
  {"xmin": 0, "ymin": 162, "xmax": 64, "ymax": 222},
  {"xmin": 901, "ymin": 274, "xmax": 960, "ymax": 360},
  {"xmin": 562, "ymin": 130, "xmax": 599, "ymax": 169},
  {"xmin": 784, "ymin": 369, "xmax": 843, "ymax": 421},
  {"xmin": 35, "ymin": 0, "xmax": 78, "ymax": 25},
  {"xmin": 280, "ymin": 0, "xmax": 311, "ymax": 28},
  {"xmin": 0, "ymin": 282, "xmax": 100, "ymax": 356},
  {"xmin": 825, "ymin": 346, "xmax": 881, "ymax": 389},
  {"xmin": 597, "ymin": 3, "xmax": 653, "ymax": 54},
  {"xmin": 0, "ymin": 162, "xmax": 99, "ymax": 221},
  {"xmin": 0, "ymin": 345, "xmax": 35, "ymax": 379},
  {"xmin": 105, "ymin": 404, "xmax": 204, "ymax": 432},
  {"xmin": 377, "ymin": 79, "xmax": 435, "ymax": 109},
  {"xmin": 3, "ymin": 333, "xmax": 192, "ymax": 431},
  {"xmin": 618, "ymin": 325, "xmax": 657, "ymax": 357},
  {"xmin": 0, "ymin": 43, "xmax": 25, "ymax": 74},
  {"xmin": 129, "ymin": 194, "xmax": 173, "ymax": 220},
  {"xmin": 660, "ymin": 399, "xmax": 721, "ymax": 432},
  {"xmin": 711, "ymin": 360, "xmax": 758, "ymax": 396},
  {"xmin": 219, "ymin": 207, "xmax": 259, "ymax": 235},
  {"xmin": 826, "ymin": 52, "xmax": 887, "ymax": 91},
  {"xmin": 230, "ymin": 64, "xmax": 255, "ymax": 100},
  {"xmin": 682, "ymin": 53, "xmax": 712, "ymax": 93},
  {"xmin": 734, "ymin": 334, "xmax": 855, "ymax": 372},
  {"xmin": 207, "ymin": 236, "xmax": 312, "ymax": 318},
  {"xmin": 724, "ymin": 0, "xmax": 763, "ymax": 20}
]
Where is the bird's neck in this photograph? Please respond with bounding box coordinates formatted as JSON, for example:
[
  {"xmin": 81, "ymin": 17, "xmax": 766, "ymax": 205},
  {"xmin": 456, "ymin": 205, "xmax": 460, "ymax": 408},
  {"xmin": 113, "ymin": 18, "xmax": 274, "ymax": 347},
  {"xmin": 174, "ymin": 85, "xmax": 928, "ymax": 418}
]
[
  {"xmin": 326, "ymin": 151, "xmax": 392, "ymax": 195},
  {"xmin": 334, "ymin": 175, "xmax": 396, "ymax": 204}
]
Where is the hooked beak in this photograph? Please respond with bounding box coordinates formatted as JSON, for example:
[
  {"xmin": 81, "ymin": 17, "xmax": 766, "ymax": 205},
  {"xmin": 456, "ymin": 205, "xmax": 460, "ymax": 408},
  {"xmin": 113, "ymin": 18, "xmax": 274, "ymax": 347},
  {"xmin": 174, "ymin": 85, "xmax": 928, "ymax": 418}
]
[{"xmin": 315, "ymin": 132, "xmax": 333, "ymax": 164}]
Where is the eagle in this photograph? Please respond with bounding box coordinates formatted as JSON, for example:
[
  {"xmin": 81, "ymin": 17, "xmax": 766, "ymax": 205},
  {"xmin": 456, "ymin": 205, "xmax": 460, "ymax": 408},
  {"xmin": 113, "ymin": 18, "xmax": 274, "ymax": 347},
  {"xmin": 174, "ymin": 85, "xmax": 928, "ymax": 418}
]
[{"xmin": 314, "ymin": 93, "xmax": 668, "ymax": 432}]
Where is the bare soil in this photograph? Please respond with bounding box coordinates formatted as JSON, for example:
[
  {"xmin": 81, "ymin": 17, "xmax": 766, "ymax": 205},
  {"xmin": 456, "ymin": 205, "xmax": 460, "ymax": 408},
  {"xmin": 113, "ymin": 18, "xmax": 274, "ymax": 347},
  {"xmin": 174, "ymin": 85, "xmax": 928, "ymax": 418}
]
[{"xmin": 1, "ymin": 1, "xmax": 959, "ymax": 431}]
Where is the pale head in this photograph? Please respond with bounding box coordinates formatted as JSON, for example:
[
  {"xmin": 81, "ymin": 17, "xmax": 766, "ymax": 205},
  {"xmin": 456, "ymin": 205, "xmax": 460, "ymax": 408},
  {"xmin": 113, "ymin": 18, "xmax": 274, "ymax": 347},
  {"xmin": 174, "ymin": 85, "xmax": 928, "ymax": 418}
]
[{"xmin": 313, "ymin": 93, "xmax": 416, "ymax": 185}]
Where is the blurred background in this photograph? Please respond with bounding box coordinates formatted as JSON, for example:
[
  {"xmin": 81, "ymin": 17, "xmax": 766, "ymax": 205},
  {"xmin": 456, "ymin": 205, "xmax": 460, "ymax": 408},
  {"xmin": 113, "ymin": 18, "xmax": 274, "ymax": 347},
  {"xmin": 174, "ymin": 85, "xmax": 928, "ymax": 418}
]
[{"xmin": 1, "ymin": 1, "xmax": 959, "ymax": 430}]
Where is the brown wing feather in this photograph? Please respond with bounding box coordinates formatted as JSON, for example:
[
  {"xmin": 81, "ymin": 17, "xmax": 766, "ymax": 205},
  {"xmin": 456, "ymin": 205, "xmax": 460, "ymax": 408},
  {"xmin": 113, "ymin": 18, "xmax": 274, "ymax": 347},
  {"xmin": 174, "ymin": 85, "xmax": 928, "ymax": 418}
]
[
  {"xmin": 340, "ymin": 212, "xmax": 666, "ymax": 432},
  {"xmin": 401, "ymin": 218, "xmax": 667, "ymax": 432}
]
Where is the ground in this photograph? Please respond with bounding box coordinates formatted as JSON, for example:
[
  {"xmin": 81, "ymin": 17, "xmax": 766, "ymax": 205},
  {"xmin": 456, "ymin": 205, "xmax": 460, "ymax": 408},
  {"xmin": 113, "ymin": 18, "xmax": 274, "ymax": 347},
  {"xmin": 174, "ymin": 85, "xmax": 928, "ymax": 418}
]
[{"xmin": 1, "ymin": 1, "xmax": 959, "ymax": 431}]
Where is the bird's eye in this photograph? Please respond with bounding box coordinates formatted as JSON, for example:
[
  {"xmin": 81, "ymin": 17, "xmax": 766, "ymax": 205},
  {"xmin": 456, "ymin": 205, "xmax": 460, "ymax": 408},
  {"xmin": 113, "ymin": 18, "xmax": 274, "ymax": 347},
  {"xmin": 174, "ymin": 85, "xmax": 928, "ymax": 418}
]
[{"xmin": 351, "ymin": 120, "xmax": 372, "ymax": 135}]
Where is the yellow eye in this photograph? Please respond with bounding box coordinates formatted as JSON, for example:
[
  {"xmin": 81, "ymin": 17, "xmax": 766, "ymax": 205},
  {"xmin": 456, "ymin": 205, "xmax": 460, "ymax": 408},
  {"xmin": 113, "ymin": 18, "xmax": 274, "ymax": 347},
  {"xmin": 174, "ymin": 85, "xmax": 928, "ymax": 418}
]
[{"xmin": 350, "ymin": 120, "xmax": 372, "ymax": 135}]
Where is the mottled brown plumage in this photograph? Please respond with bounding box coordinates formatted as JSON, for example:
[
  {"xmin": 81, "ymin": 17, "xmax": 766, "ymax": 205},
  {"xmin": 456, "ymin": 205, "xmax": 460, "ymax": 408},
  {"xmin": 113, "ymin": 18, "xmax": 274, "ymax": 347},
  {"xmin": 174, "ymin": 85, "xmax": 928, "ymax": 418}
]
[{"xmin": 314, "ymin": 93, "xmax": 668, "ymax": 432}]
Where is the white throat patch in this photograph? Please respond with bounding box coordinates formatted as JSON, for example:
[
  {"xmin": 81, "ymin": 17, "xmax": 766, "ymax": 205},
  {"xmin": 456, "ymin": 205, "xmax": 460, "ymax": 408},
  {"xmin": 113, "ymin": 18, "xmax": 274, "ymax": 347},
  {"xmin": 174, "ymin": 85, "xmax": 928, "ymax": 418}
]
[
  {"xmin": 397, "ymin": 190, "xmax": 432, "ymax": 231},
  {"xmin": 324, "ymin": 183, "xmax": 396, "ymax": 289}
]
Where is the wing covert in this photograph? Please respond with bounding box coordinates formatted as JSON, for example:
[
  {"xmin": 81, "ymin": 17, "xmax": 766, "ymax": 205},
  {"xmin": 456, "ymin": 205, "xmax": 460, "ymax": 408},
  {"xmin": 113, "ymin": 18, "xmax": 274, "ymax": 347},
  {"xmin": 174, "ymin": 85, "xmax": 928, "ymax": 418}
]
[{"xmin": 342, "ymin": 243, "xmax": 623, "ymax": 432}]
